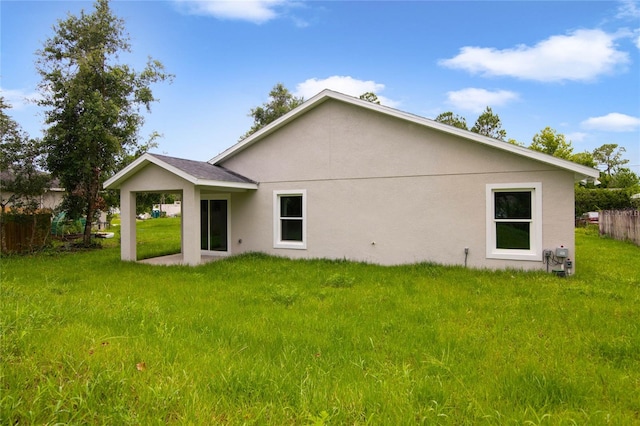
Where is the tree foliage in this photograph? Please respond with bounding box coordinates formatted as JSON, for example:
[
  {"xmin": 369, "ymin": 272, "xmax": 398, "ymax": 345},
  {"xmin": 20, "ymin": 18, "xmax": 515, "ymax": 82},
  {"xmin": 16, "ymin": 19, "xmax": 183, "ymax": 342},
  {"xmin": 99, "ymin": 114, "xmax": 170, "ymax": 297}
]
[
  {"xmin": 0, "ymin": 97, "xmax": 23, "ymax": 173},
  {"xmin": 0, "ymin": 98, "xmax": 51, "ymax": 214},
  {"xmin": 529, "ymin": 126, "xmax": 574, "ymax": 159},
  {"xmin": 575, "ymin": 186, "xmax": 636, "ymax": 216},
  {"xmin": 609, "ymin": 167, "xmax": 640, "ymax": 189},
  {"xmin": 527, "ymin": 127, "xmax": 600, "ymax": 169},
  {"xmin": 570, "ymin": 151, "xmax": 597, "ymax": 168},
  {"xmin": 242, "ymin": 83, "xmax": 303, "ymax": 140},
  {"xmin": 36, "ymin": 0, "xmax": 172, "ymax": 244},
  {"xmin": 592, "ymin": 144, "xmax": 629, "ymax": 177},
  {"xmin": 434, "ymin": 111, "xmax": 468, "ymax": 130},
  {"xmin": 507, "ymin": 138, "xmax": 525, "ymax": 147},
  {"xmin": 359, "ymin": 92, "xmax": 380, "ymax": 104},
  {"xmin": 470, "ymin": 107, "xmax": 507, "ymax": 140}
]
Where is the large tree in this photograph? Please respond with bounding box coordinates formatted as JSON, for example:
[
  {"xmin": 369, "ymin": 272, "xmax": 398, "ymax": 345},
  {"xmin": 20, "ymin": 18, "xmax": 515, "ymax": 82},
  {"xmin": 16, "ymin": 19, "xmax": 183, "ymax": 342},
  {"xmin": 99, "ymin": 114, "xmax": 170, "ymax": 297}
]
[
  {"xmin": 434, "ymin": 111, "xmax": 468, "ymax": 130},
  {"xmin": 470, "ymin": 107, "xmax": 507, "ymax": 141},
  {"xmin": 36, "ymin": 0, "xmax": 171, "ymax": 245},
  {"xmin": 242, "ymin": 83, "xmax": 303, "ymax": 140},
  {"xmin": 592, "ymin": 143, "xmax": 629, "ymax": 178},
  {"xmin": 528, "ymin": 127, "xmax": 574, "ymax": 159}
]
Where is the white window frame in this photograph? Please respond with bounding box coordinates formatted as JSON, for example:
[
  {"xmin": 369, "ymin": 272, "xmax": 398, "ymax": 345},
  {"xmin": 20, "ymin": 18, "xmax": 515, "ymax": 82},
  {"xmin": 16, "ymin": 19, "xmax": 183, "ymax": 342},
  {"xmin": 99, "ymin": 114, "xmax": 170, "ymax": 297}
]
[
  {"xmin": 486, "ymin": 183, "xmax": 542, "ymax": 261},
  {"xmin": 273, "ymin": 190, "xmax": 307, "ymax": 250}
]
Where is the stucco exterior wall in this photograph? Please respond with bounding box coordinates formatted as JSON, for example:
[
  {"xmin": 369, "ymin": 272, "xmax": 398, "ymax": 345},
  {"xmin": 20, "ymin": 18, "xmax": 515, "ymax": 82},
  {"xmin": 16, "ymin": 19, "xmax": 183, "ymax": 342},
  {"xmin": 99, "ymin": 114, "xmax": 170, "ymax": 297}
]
[
  {"xmin": 119, "ymin": 163, "xmax": 192, "ymax": 193},
  {"xmin": 223, "ymin": 99, "xmax": 577, "ymax": 270},
  {"xmin": 119, "ymin": 163, "xmax": 202, "ymax": 265}
]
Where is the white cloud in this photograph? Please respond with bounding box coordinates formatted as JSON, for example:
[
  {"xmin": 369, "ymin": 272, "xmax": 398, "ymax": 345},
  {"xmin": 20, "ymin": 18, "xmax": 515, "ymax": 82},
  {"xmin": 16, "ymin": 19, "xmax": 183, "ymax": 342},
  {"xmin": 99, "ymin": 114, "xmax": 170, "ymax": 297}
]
[
  {"xmin": 616, "ymin": 0, "xmax": 640, "ymax": 19},
  {"xmin": 439, "ymin": 29, "xmax": 629, "ymax": 82},
  {"xmin": 565, "ymin": 132, "xmax": 588, "ymax": 143},
  {"xmin": 294, "ymin": 76, "xmax": 400, "ymax": 107},
  {"xmin": 581, "ymin": 112, "xmax": 640, "ymax": 131},
  {"xmin": 445, "ymin": 88, "xmax": 518, "ymax": 113},
  {"xmin": 0, "ymin": 87, "xmax": 40, "ymax": 110},
  {"xmin": 173, "ymin": 0, "xmax": 290, "ymax": 24}
]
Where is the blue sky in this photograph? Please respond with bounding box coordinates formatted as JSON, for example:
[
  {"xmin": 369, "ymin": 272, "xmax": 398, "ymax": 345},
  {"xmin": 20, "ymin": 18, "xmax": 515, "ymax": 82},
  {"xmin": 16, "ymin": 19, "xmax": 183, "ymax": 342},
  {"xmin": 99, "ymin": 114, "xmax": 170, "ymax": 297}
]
[{"xmin": 2, "ymin": 0, "xmax": 639, "ymax": 173}]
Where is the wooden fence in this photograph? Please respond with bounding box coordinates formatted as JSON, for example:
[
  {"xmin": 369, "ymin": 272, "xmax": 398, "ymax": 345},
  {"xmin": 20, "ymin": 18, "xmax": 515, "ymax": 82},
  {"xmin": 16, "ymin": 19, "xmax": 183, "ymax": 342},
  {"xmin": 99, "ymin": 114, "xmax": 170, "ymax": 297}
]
[
  {"xmin": 0, "ymin": 213, "xmax": 52, "ymax": 254},
  {"xmin": 599, "ymin": 210, "xmax": 640, "ymax": 246}
]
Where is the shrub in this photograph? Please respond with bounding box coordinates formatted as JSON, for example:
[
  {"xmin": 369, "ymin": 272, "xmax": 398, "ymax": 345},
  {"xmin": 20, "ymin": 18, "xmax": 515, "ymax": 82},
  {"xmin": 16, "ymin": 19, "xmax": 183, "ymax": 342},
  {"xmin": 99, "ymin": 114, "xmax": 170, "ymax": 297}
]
[{"xmin": 575, "ymin": 187, "xmax": 634, "ymax": 216}]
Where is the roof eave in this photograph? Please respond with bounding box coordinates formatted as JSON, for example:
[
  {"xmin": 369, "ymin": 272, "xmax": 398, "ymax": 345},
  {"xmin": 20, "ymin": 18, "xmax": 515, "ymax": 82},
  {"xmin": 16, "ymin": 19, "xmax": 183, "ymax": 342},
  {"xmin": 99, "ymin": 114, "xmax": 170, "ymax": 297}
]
[
  {"xmin": 208, "ymin": 90, "xmax": 602, "ymax": 180},
  {"xmin": 104, "ymin": 153, "xmax": 156, "ymax": 189},
  {"xmin": 195, "ymin": 179, "xmax": 258, "ymax": 190},
  {"xmin": 104, "ymin": 153, "xmax": 200, "ymax": 189},
  {"xmin": 104, "ymin": 153, "xmax": 259, "ymax": 190}
]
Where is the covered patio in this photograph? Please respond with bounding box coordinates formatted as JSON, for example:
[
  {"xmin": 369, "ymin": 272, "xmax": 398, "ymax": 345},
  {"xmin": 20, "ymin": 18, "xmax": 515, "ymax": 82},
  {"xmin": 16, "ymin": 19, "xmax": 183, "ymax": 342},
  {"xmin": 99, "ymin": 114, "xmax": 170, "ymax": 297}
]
[{"xmin": 104, "ymin": 153, "xmax": 257, "ymax": 266}]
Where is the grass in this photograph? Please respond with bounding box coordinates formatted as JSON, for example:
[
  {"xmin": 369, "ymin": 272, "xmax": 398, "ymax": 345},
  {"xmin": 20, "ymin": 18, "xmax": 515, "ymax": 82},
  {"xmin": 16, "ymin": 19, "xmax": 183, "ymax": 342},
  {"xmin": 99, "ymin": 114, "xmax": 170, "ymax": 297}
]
[
  {"xmin": 131, "ymin": 216, "xmax": 182, "ymax": 260},
  {"xmin": 1, "ymin": 221, "xmax": 639, "ymax": 424}
]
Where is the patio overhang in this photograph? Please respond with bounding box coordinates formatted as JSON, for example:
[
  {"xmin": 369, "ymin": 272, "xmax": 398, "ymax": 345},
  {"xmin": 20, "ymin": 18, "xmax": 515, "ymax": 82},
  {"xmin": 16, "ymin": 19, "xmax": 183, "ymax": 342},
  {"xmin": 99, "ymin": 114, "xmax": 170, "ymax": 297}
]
[
  {"xmin": 104, "ymin": 152, "xmax": 258, "ymax": 191},
  {"xmin": 105, "ymin": 153, "xmax": 258, "ymax": 266}
]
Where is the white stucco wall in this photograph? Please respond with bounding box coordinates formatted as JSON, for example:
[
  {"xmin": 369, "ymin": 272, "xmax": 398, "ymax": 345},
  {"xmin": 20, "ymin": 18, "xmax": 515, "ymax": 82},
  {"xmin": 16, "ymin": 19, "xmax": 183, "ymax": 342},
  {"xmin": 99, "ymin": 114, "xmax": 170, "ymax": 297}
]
[
  {"xmin": 223, "ymin": 99, "xmax": 577, "ymax": 270},
  {"xmin": 118, "ymin": 163, "xmax": 201, "ymax": 265}
]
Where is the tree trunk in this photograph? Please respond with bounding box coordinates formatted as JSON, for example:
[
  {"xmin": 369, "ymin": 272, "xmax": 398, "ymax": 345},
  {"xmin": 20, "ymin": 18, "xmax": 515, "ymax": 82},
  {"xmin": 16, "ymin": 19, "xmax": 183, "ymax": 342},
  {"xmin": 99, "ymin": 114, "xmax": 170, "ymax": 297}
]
[{"xmin": 83, "ymin": 167, "xmax": 102, "ymax": 246}]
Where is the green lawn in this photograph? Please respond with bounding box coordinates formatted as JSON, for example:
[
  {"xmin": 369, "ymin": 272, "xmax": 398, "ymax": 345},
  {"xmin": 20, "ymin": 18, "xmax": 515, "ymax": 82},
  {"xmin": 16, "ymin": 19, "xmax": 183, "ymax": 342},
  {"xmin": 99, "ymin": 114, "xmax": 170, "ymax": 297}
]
[{"xmin": 1, "ymin": 220, "xmax": 639, "ymax": 424}]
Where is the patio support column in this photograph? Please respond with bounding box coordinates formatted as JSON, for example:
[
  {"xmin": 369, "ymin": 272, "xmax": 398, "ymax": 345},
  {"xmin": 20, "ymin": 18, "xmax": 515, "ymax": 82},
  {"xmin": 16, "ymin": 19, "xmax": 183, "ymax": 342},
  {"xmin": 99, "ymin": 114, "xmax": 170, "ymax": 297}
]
[
  {"xmin": 182, "ymin": 185, "xmax": 201, "ymax": 265},
  {"xmin": 120, "ymin": 189, "xmax": 137, "ymax": 261}
]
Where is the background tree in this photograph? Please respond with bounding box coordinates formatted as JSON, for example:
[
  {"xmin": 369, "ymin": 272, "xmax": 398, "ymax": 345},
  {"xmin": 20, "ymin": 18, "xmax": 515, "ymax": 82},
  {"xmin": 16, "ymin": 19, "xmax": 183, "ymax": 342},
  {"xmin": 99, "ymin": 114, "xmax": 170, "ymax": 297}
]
[
  {"xmin": 609, "ymin": 167, "xmax": 639, "ymax": 189},
  {"xmin": 470, "ymin": 107, "xmax": 507, "ymax": 140},
  {"xmin": 36, "ymin": 0, "xmax": 172, "ymax": 245},
  {"xmin": 528, "ymin": 127, "xmax": 574, "ymax": 159},
  {"xmin": 0, "ymin": 97, "xmax": 23, "ymax": 185},
  {"xmin": 0, "ymin": 98, "xmax": 51, "ymax": 213},
  {"xmin": 570, "ymin": 151, "xmax": 597, "ymax": 168},
  {"xmin": 242, "ymin": 83, "xmax": 303, "ymax": 140},
  {"xmin": 592, "ymin": 144, "xmax": 628, "ymax": 178},
  {"xmin": 434, "ymin": 111, "xmax": 468, "ymax": 130},
  {"xmin": 575, "ymin": 186, "xmax": 635, "ymax": 215},
  {"xmin": 506, "ymin": 138, "xmax": 525, "ymax": 147},
  {"xmin": 359, "ymin": 92, "xmax": 380, "ymax": 104}
]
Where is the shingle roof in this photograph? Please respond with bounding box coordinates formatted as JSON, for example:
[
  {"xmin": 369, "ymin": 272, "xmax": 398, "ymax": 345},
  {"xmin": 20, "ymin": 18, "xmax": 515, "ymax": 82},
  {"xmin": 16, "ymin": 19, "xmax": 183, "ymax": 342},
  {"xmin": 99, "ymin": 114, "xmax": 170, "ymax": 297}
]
[
  {"xmin": 103, "ymin": 153, "xmax": 258, "ymax": 190},
  {"xmin": 148, "ymin": 153, "xmax": 255, "ymax": 184}
]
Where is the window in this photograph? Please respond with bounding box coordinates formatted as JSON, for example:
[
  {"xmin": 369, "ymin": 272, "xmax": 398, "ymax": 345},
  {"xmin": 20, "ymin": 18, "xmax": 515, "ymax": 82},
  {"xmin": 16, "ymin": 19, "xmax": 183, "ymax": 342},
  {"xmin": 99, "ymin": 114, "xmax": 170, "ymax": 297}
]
[
  {"xmin": 486, "ymin": 183, "xmax": 541, "ymax": 261},
  {"xmin": 274, "ymin": 190, "xmax": 306, "ymax": 249}
]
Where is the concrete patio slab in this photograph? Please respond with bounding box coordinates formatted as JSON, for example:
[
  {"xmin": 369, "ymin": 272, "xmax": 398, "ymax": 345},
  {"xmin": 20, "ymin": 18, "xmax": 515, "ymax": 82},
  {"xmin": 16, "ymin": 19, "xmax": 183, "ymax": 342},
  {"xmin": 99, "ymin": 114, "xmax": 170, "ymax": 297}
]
[{"xmin": 137, "ymin": 253, "xmax": 222, "ymax": 266}]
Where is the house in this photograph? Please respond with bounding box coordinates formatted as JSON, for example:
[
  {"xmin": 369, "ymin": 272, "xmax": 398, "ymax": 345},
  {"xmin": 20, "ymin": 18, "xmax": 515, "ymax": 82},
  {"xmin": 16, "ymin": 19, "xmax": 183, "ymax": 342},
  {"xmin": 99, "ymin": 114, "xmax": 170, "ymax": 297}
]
[
  {"xmin": 0, "ymin": 171, "xmax": 64, "ymax": 212},
  {"xmin": 104, "ymin": 90, "xmax": 599, "ymax": 271}
]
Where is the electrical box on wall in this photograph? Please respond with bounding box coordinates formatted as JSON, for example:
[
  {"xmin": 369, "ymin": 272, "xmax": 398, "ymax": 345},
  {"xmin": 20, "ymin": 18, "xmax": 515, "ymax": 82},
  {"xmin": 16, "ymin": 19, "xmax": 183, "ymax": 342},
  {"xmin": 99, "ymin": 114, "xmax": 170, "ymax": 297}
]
[{"xmin": 556, "ymin": 247, "xmax": 568, "ymax": 258}]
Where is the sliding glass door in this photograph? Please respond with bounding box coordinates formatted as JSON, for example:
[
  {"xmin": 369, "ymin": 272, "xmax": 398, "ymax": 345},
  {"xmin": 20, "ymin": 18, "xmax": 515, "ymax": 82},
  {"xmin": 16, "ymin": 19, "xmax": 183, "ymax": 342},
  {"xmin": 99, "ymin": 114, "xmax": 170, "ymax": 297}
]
[{"xmin": 200, "ymin": 197, "xmax": 228, "ymax": 252}]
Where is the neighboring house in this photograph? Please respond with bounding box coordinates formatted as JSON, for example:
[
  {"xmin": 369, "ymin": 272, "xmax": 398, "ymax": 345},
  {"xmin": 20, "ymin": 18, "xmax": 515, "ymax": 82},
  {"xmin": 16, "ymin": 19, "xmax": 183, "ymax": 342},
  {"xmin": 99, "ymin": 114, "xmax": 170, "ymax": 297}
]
[
  {"xmin": 105, "ymin": 90, "xmax": 599, "ymax": 270},
  {"xmin": 0, "ymin": 171, "xmax": 64, "ymax": 212}
]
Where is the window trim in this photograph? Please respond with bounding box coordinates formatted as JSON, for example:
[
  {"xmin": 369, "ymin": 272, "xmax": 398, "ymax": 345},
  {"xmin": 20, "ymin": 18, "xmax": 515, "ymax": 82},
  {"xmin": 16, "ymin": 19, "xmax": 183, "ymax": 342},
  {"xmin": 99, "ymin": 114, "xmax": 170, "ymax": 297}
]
[
  {"xmin": 273, "ymin": 190, "xmax": 307, "ymax": 250},
  {"xmin": 486, "ymin": 183, "xmax": 542, "ymax": 261}
]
